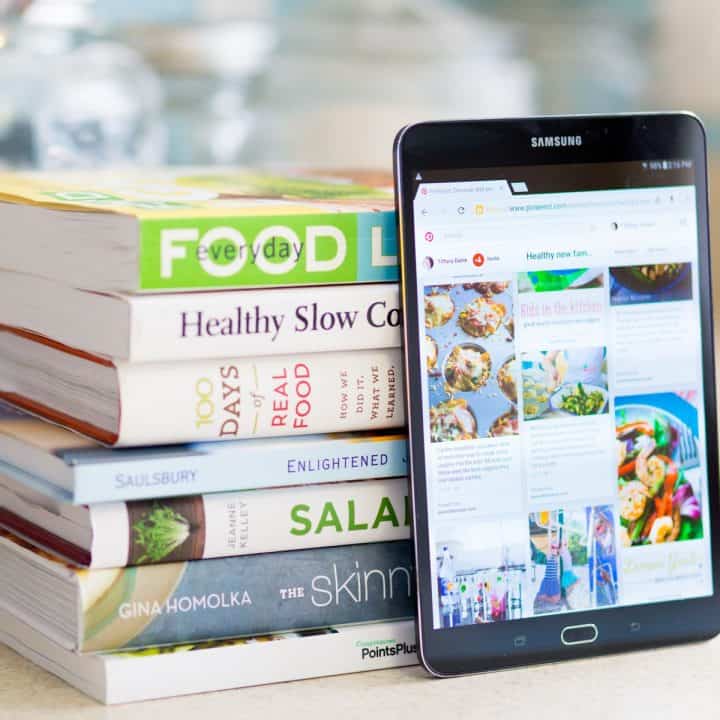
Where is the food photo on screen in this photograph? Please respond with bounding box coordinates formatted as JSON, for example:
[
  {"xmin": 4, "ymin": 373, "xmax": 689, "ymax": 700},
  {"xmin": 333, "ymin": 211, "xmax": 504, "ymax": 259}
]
[
  {"xmin": 616, "ymin": 391, "xmax": 703, "ymax": 547},
  {"xmin": 521, "ymin": 347, "xmax": 608, "ymax": 422},
  {"xmin": 425, "ymin": 281, "xmax": 517, "ymax": 442},
  {"xmin": 609, "ymin": 263, "xmax": 692, "ymax": 305}
]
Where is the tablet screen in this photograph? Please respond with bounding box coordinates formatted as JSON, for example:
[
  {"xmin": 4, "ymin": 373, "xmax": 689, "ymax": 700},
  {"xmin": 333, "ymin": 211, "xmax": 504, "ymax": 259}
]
[{"xmin": 413, "ymin": 160, "xmax": 712, "ymax": 629}]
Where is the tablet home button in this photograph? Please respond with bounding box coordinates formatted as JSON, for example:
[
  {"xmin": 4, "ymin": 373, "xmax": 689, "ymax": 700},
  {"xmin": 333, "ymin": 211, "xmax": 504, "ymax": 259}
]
[{"xmin": 561, "ymin": 624, "xmax": 598, "ymax": 645}]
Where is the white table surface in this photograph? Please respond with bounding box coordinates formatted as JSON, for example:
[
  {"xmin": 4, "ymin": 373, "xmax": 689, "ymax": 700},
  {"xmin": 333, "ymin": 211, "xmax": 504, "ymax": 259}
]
[{"xmin": 1, "ymin": 633, "xmax": 718, "ymax": 720}]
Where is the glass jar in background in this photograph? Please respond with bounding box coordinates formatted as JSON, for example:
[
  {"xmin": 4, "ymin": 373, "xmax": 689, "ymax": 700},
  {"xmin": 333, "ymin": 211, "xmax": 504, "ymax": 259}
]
[
  {"xmin": 0, "ymin": 0, "xmax": 165, "ymax": 169},
  {"xmin": 121, "ymin": 17, "xmax": 275, "ymax": 166}
]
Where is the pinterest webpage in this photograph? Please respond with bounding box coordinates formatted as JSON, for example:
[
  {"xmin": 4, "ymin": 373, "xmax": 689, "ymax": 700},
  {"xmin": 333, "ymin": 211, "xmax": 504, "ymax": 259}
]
[{"xmin": 414, "ymin": 178, "xmax": 712, "ymax": 629}]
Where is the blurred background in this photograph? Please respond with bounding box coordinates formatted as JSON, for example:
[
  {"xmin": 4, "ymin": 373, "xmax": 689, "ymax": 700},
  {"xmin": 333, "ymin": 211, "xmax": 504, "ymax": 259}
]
[
  {"xmin": 0, "ymin": 0, "xmax": 716, "ymax": 251},
  {"xmin": 0, "ymin": 0, "xmax": 716, "ymax": 169}
]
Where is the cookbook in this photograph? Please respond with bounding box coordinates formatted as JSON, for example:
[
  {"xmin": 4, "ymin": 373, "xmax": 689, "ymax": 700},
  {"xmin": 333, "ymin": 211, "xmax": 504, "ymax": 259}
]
[
  {"xmin": 0, "ymin": 409, "xmax": 407, "ymax": 503},
  {"xmin": 0, "ymin": 530, "xmax": 414, "ymax": 652},
  {"xmin": 0, "ymin": 607, "xmax": 417, "ymax": 704},
  {"xmin": 0, "ymin": 329, "xmax": 405, "ymax": 446},
  {"xmin": 0, "ymin": 270, "xmax": 401, "ymax": 361},
  {"xmin": 0, "ymin": 475, "xmax": 410, "ymax": 567},
  {"xmin": 0, "ymin": 168, "xmax": 398, "ymax": 292}
]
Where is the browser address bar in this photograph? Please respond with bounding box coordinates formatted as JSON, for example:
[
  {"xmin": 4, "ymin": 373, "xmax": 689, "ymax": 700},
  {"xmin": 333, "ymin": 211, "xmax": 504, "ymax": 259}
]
[
  {"xmin": 508, "ymin": 188, "xmax": 691, "ymax": 214},
  {"xmin": 508, "ymin": 196, "xmax": 659, "ymax": 213}
]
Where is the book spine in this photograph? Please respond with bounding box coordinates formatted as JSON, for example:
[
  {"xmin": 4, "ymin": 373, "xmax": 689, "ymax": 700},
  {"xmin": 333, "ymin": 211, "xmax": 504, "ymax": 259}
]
[
  {"xmin": 116, "ymin": 348, "xmax": 404, "ymax": 446},
  {"xmin": 87, "ymin": 477, "xmax": 410, "ymax": 568},
  {"xmin": 70, "ymin": 433, "xmax": 408, "ymax": 504},
  {"xmin": 79, "ymin": 541, "xmax": 413, "ymax": 652},
  {"xmin": 104, "ymin": 620, "xmax": 417, "ymax": 704},
  {"xmin": 0, "ymin": 606, "xmax": 416, "ymax": 704},
  {"xmin": 138, "ymin": 210, "xmax": 398, "ymax": 291},
  {"xmin": 129, "ymin": 282, "xmax": 401, "ymax": 362}
]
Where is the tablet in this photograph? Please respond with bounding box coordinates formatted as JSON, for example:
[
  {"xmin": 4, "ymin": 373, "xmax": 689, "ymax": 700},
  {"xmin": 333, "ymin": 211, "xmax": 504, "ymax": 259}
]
[{"xmin": 394, "ymin": 114, "xmax": 719, "ymax": 675}]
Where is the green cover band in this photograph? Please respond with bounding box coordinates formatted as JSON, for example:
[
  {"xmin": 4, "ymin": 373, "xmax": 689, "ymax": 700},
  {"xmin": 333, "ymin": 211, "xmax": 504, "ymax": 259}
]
[{"xmin": 139, "ymin": 211, "xmax": 398, "ymax": 289}]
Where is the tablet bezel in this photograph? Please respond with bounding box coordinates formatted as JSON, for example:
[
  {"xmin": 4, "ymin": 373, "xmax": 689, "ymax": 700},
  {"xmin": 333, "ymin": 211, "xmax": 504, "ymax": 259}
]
[{"xmin": 394, "ymin": 113, "xmax": 720, "ymax": 676}]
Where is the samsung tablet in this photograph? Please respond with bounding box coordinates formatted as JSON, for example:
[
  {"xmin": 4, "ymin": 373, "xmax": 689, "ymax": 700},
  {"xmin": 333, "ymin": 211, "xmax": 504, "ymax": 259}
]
[{"xmin": 394, "ymin": 114, "xmax": 719, "ymax": 675}]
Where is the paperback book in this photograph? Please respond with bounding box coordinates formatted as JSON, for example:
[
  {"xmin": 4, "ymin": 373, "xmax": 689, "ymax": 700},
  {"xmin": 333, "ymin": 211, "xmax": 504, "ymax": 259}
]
[
  {"xmin": 0, "ymin": 271, "xmax": 401, "ymax": 361},
  {"xmin": 0, "ymin": 474, "xmax": 410, "ymax": 567},
  {"xmin": 0, "ymin": 168, "xmax": 398, "ymax": 292},
  {"xmin": 0, "ymin": 410, "xmax": 407, "ymax": 504},
  {"xmin": 0, "ymin": 329, "xmax": 404, "ymax": 445},
  {"xmin": 0, "ymin": 608, "xmax": 416, "ymax": 704},
  {"xmin": 0, "ymin": 530, "xmax": 414, "ymax": 652}
]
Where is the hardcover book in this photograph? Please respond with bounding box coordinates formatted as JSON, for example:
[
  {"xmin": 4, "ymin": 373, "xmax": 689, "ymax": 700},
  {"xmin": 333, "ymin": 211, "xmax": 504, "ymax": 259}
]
[
  {"xmin": 0, "ymin": 329, "xmax": 404, "ymax": 445},
  {"xmin": 0, "ymin": 474, "xmax": 410, "ymax": 567},
  {"xmin": 0, "ymin": 608, "xmax": 417, "ymax": 704},
  {"xmin": 0, "ymin": 410, "xmax": 407, "ymax": 504},
  {"xmin": 0, "ymin": 530, "xmax": 414, "ymax": 653},
  {"xmin": 0, "ymin": 168, "xmax": 398, "ymax": 292},
  {"xmin": 0, "ymin": 270, "xmax": 401, "ymax": 361}
]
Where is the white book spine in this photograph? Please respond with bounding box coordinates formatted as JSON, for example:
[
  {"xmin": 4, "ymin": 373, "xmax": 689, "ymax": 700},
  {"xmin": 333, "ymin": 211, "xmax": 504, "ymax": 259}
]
[
  {"xmin": 0, "ymin": 607, "xmax": 417, "ymax": 704},
  {"xmin": 105, "ymin": 620, "xmax": 417, "ymax": 704},
  {"xmin": 128, "ymin": 283, "xmax": 401, "ymax": 361},
  {"xmin": 116, "ymin": 348, "xmax": 404, "ymax": 446},
  {"xmin": 89, "ymin": 477, "xmax": 410, "ymax": 568}
]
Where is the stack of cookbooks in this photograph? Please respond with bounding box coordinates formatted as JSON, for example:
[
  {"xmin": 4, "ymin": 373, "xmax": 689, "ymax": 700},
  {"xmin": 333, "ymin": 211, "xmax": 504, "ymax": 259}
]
[{"xmin": 0, "ymin": 168, "xmax": 417, "ymax": 704}]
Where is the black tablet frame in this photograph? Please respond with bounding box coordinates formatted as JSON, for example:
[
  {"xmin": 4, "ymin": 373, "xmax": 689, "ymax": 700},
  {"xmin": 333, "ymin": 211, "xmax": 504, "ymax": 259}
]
[{"xmin": 394, "ymin": 113, "xmax": 719, "ymax": 676}]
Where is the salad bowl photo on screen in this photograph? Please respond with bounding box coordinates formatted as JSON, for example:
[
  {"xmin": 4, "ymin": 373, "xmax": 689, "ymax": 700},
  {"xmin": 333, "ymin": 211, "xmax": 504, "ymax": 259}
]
[{"xmin": 616, "ymin": 392, "xmax": 703, "ymax": 547}]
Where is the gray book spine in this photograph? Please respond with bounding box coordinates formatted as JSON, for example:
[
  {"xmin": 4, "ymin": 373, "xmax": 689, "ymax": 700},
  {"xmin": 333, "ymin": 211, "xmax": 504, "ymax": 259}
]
[{"xmin": 80, "ymin": 541, "xmax": 414, "ymax": 652}]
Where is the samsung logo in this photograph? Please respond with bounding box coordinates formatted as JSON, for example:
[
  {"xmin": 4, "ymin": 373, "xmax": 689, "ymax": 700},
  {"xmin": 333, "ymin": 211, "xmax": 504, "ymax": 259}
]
[{"xmin": 531, "ymin": 135, "xmax": 583, "ymax": 148}]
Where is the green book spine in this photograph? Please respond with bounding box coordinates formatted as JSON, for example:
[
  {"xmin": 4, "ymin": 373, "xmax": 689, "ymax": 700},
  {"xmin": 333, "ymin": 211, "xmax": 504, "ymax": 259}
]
[{"xmin": 139, "ymin": 210, "xmax": 398, "ymax": 290}]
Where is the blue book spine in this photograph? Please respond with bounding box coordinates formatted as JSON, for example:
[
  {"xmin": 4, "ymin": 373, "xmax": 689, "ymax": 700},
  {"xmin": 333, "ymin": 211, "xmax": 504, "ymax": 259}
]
[
  {"xmin": 57, "ymin": 433, "xmax": 409, "ymax": 504},
  {"xmin": 80, "ymin": 541, "xmax": 414, "ymax": 652}
]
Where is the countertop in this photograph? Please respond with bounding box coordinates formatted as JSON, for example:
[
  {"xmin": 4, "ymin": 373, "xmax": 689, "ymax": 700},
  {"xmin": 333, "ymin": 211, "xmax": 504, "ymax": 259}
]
[{"xmin": 1, "ymin": 634, "xmax": 719, "ymax": 719}]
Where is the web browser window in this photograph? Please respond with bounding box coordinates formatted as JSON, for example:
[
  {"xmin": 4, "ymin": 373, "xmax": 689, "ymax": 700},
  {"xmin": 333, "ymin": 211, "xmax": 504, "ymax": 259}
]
[{"xmin": 413, "ymin": 161, "xmax": 712, "ymax": 629}]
